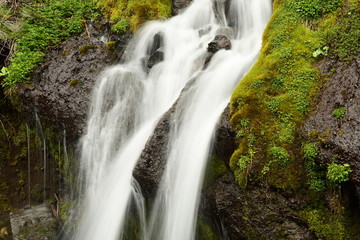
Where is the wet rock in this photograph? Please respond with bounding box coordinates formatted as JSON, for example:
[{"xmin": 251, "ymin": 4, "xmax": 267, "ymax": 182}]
[
  {"xmin": 302, "ymin": 54, "xmax": 360, "ymax": 200},
  {"xmin": 215, "ymin": 27, "xmax": 235, "ymax": 39},
  {"xmin": 173, "ymin": 0, "xmax": 193, "ymax": 15},
  {"xmin": 200, "ymin": 173, "xmax": 315, "ymax": 240},
  {"xmin": 207, "ymin": 35, "xmax": 232, "ymax": 53},
  {"xmin": 204, "ymin": 35, "xmax": 232, "ymax": 68},
  {"xmin": 10, "ymin": 204, "xmax": 58, "ymax": 240},
  {"xmin": 213, "ymin": 106, "xmax": 237, "ymax": 167},
  {"xmin": 133, "ymin": 82, "xmax": 234, "ymax": 198},
  {"xmin": 147, "ymin": 48, "xmax": 164, "ymax": 69},
  {"xmin": 19, "ymin": 22, "xmax": 131, "ymax": 140},
  {"xmin": 133, "ymin": 103, "xmax": 174, "ymax": 198}
]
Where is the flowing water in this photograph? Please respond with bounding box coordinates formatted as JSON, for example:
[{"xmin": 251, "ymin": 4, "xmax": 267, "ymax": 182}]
[{"xmin": 72, "ymin": 0, "xmax": 272, "ymax": 239}]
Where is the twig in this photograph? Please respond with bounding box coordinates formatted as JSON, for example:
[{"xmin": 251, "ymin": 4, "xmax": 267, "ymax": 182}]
[
  {"xmin": 84, "ymin": 21, "xmax": 91, "ymax": 39},
  {"xmin": 0, "ymin": 119, "xmax": 11, "ymax": 149}
]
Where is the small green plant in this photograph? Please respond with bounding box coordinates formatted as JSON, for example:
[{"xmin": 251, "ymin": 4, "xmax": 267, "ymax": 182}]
[
  {"xmin": 69, "ymin": 79, "xmax": 80, "ymax": 87},
  {"xmin": 303, "ymin": 143, "xmax": 326, "ymax": 192},
  {"xmin": 269, "ymin": 146, "xmax": 290, "ymax": 166},
  {"xmin": 79, "ymin": 45, "xmax": 95, "ymax": 55},
  {"xmin": 332, "ymin": 107, "xmax": 346, "ymax": 119},
  {"xmin": 237, "ymin": 156, "xmax": 251, "ymax": 171},
  {"xmin": 111, "ymin": 19, "xmax": 130, "ymax": 34},
  {"xmin": 303, "ymin": 142, "xmax": 318, "ymax": 160},
  {"xmin": 327, "ymin": 163, "xmax": 351, "ymax": 184},
  {"xmin": 105, "ymin": 41, "xmax": 117, "ymax": 52},
  {"xmin": 313, "ymin": 46, "xmax": 329, "ymax": 58}
]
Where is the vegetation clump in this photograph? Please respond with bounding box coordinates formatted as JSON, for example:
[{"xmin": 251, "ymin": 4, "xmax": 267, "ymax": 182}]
[
  {"xmin": 0, "ymin": 0, "xmax": 98, "ymax": 88},
  {"xmin": 229, "ymin": 0, "xmax": 358, "ymax": 191},
  {"xmin": 94, "ymin": 0, "xmax": 172, "ymax": 32},
  {"xmin": 326, "ymin": 163, "xmax": 351, "ymax": 184},
  {"xmin": 332, "ymin": 107, "xmax": 346, "ymax": 119}
]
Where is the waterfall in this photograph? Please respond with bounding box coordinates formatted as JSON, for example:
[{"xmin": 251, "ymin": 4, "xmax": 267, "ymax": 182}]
[{"xmin": 71, "ymin": 0, "xmax": 272, "ymax": 239}]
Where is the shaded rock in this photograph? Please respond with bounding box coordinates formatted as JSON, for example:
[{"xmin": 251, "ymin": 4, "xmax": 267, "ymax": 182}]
[
  {"xmin": 133, "ymin": 82, "xmax": 235, "ymax": 198},
  {"xmin": 147, "ymin": 48, "xmax": 164, "ymax": 69},
  {"xmin": 19, "ymin": 22, "xmax": 131, "ymax": 140},
  {"xmin": 200, "ymin": 173, "xmax": 315, "ymax": 240},
  {"xmin": 173, "ymin": 0, "xmax": 193, "ymax": 15},
  {"xmin": 10, "ymin": 204, "xmax": 58, "ymax": 240},
  {"xmin": 133, "ymin": 103, "xmax": 174, "ymax": 198},
  {"xmin": 207, "ymin": 35, "xmax": 232, "ymax": 53},
  {"xmin": 302, "ymin": 54, "xmax": 360, "ymax": 200},
  {"xmin": 213, "ymin": 106, "xmax": 237, "ymax": 167}
]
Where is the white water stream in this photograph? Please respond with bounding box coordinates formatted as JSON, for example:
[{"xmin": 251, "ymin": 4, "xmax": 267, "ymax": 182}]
[{"xmin": 72, "ymin": 0, "xmax": 271, "ymax": 239}]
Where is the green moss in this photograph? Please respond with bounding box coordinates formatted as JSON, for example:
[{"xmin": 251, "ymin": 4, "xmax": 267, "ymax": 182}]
[
  {"xmin": 105, "ymin": 41, "xmax": 117, "ymax": 52},
  {"xmin": 1, "ymin": 0, "xmax": 98, "ymax": 87},
  {"xmin": 79, "ymin": 45, "xmax": 95, "ymax": 55},
  {"xmin": 196, "ymin": 219, "xmax": 218, "ymax": 240},
  {"xmin": 301, "ymin": 206, "xmax": 347, "ymax": 240},
  {"xmin": 95, "ymin": 0, "xmax": 172, "ymax": 32},
  {"xmin": 59, "ymin": 200, "xmax": 71, "ymax": 222},
  {"xmin": 69, "ymin": 79, "xmax": 80, "ymax": 87},
  {"xmin": 111, "ymin": 19, "xmax": 130, "ymax": 34},
  {"xmin": 332, "ymin": 107, "xmax": 346, "ymax": 119},
  {"xmin": 202, "ymin": 155, "xmax": 227, "ymax": 189},
  {"xmin": 326, "ymin": 163, "xmax": 351, "ymax": 184},
  {"xmin": 229, "ymin": 0, "xmax": 357, "ymax": 191}
]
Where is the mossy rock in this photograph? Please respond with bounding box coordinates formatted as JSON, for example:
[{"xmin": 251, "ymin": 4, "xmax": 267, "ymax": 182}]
[{"xmin": 79, "ymin": 45, "xmax": 96, "ymax": 55}]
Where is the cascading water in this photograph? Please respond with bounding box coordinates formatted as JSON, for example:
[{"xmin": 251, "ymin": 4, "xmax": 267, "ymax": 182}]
[{"xmin": 71, "ymin": 0, "xmax": 271, "ymax": 239}]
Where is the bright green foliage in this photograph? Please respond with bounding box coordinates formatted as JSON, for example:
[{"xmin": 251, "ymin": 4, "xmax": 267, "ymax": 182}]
[
  {"xmin": 302, "ymin": 207, "xmax": 346, "ymax": 240},
  {"xmin": 94, "ymin": 0, "xmax": 172, "ymax": 32},
  {"xmin": 229, "ymin": 0, "xmax": 358, "ymax": 191},
  {"xmin": 290, "ymin": 0, "xmax": 343, "ymax": 20},
  {"xmin": 303, "ymin": 143, "xmax": 326, "ymax": 192},
  {"xmin": 303, "ymin": 142, "xmax": 318, "ymax": 160},
  {"xmin": 112, "ymin": 19, "xmax": 130, "ymax": 34},
  {"xmin": 312, "ymin": 46, "xmax": 329, "ymax": 58},
  {"xmin": 327, "ymin": 163, "xmax": 351, "ymax": 184},
  {"xmin": 237, "ymin": 156, "xmax": 251, "ymax": 171},
  {"xmin": 269, "ymin": 146, "xmax": 290, "ymax": 166},
  {"xmin": 332, "ymin": 107, "xmax": 346, "ymax": 119},
  {"xmin": 1, "ymin": 0, "xmax": 98, "ymax": 87}
]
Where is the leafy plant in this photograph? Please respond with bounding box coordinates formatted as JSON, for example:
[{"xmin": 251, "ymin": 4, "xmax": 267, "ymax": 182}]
[
  {"xmin": 111, "ymin": 19, "xmax": 130, "ymax": 34},
  {"xmin": 1, "ymin": 0, "xmax": 98, "ymax": 87},
  {"xmin": 327, "ymin": 163, "xmax": 351, "ymax": 184},
  {"xmin": 313, "ymin": 46, "xmax": 329, "ymax": 58},
  {"xmin": 332, "ymin": 107, "xmax": 346, "ymax": 119}
]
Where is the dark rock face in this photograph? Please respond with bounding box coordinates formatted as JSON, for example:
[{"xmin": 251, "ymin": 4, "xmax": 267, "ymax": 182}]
[
  {"xmin": 133, "ymin": 104, "xmax": 174, "ymax": 198},
  {"xmin": 213, "ymin": 106, "xmax": 237, "ymax": 167},
  {"xmin": 201, "ymin": 173, "xmax": 316, "ymax": 240},
  {"xmin": 302, "ymin": 55, "xmax": 360, "ymax": 199},
  {"xmin": 19, "ymin": 23, "xmax": 131, "ymax": 140},
  {"xmin": 133, "ymin": 95, "xmax": 235, "ymax": 198}
]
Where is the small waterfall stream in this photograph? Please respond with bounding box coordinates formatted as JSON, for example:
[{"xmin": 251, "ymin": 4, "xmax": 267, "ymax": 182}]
[{"xmin": 72, "ymin": 0, "xmax": 271, "ymax": 239}]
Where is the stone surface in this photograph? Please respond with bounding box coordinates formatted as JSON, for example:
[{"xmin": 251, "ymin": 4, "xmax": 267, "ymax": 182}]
[
  {"xmin": 201, "ymin": 172, "xmax": 316, "ymax": 240},
  {"xmin": 302, "ymin": 54, "xmax": 360, "ymax": 199},
  {"xmin": 19, "ymin": 22, "xmax": 131, "ymax": 140},
  {"xmin": 10, "ymin": 204, "xmax": 57, "ymax": 240},
  {"xmin": 207, "ymin": 35, "xmax": 232, "ymax": 53},
  {"xmin": 173, "ymin": 0, "xmax": 193, "ymax": 14}
]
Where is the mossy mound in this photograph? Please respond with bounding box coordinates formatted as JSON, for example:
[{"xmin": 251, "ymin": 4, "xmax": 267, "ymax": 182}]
[{"xmin": 94, "ymin": 0, "xmax": 172, "ymax": 32}]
